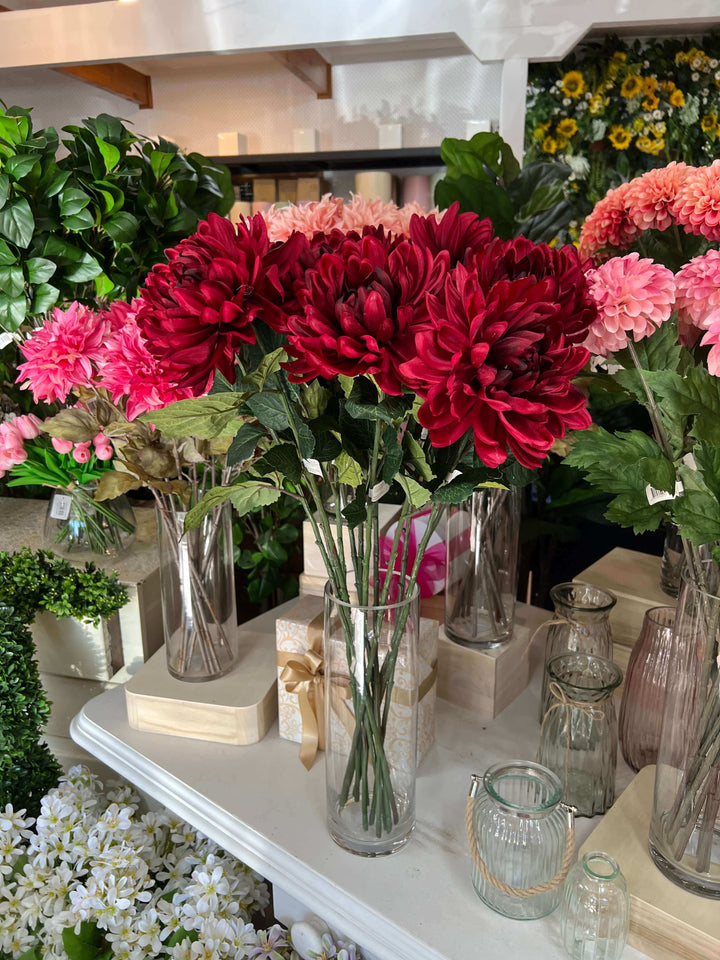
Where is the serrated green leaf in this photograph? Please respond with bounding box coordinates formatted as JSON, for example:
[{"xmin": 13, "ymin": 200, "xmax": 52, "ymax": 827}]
[
  {"xmin": 381, "ymin": 430, "xmax": 403, "ymax": 484},
  {"xmin": 431, "ymin": 469, "xmax": 506, "ymax": 504},
  {"xmin": 341, "ymin": 498, "xmax": 367, "ymax": 529},
  {"xmin": 137, "ymin": 394, "xmax": 244, "ymax": 438},
  {"xmin": 646, "ymin": 367, "xmax": 720, "ymax": 445},
  {"xmin": 693, "ymin": 442, "xmax": 720, "ymax": 502},
  {"xmin": 615, "ymin": 319, "xmax": 682, "ymax": 373},
  {"xmin": 337, "ymin": 374, "xmax": 354, "ymax": 398},
  {"xmin": 336, "ymin": 451, "xmax": 364, "ymax": 487},
  {"xmin": 247, "ymin": 392, "xmax": 289, "ymax": 432},
  {"xmin": 226, "ymin": 423, "xmax": 266, "ymax": 466},
  {"xmin": 313, "ymin": 431, "xmax": 342, "ymax": 462},
  {"xmin": 403, "ymin": 432, "xmax": 435, "ymax": 481},
  {"xmin": 59, "ymin": 186, "xmax": 91, "ymax": 217},
  {"xmin": 0, "ymin": 199, "xmax": 34, "ymax": 248},
  {"xmin": 673, "ymin": 489, "xmax": 720, "ymax": 547},
  {"xmin": 398, "ymin": 475, "xmax": 431, "ymax": 509},
  {"xmin": 301, "ymin": 380, "xmax": 330, "ymax": 419},
  {"xmin": 25, "ymin": 256, "xmax": 56, "ymax": 284},
  {"xmin": 637, "ymin": 456, "xmax": 676, "ymax": 495},
  {"xmin": 254, "ymin": 443, "xmax": 302, "ymax": 484},
  {"xmin": 242, "ymin": 348, "xmax": 287, "ymax": 391},
  {"xmin": 95, "ymin": 137, "xmax": 120, "ymax": 172},
  {"xmin": 30, "ymin": 282, "xmax": 59, "ymax": 315},
  {"xmin": 184, "ymin": 482, "xmax": 281, "ymax": 530},
  {"xmin": 0, "ymin": 264, "xmax": 24, "ymax": 298}
]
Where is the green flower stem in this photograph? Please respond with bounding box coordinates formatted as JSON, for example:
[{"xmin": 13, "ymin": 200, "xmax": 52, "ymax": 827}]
[{"xmin": 378, "ymin": 500, "xmax": 412, "ymax": 607}]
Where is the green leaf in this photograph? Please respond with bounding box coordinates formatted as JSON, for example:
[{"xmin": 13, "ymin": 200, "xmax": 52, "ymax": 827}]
[
  {"xmin": 440, "ymin": 132, "xmax": 520, "ymax": 184},
  {"xmin": 43, "ymin": 407, "xmax": 98, "ymax": 441},
  {"xmin": 59, "ymin": 186, "xmax": 91, "ymax": 218},
  {"xmin": 242, "ymin": 347, "xmax": 287, "ymax": 391},
  {"xmin": 25, "ymin": 257, "xmax": 56, "ymax": 284},
  {"xmin": 335, "ymin": 451, "xmax": 363, "ymax": 487},
  {"xmin": 260, "ymin": 540, "xmax": 289, "ymax": 564},
  {"xmin": 398, "ymin": 475, "xmax": 431, "ymax": 510},
  {"xmin": 185, "ymin": 482, "xmax": 281, "ymax": 529},
  {"xmin": 0, "ymin": 199, "xmax": 34, "ymax": 248},
  {"xmin": 313, "ymin": 431, "xmax": 342, "ymax": 462},
  {"xmin": 5, "ymin": 153, "xmax": 38, "ymax": 180},
  {"xmin": 17, "ymin": 948, "xmax": 41, "ymax": 960},
  {"xmin": 337, "ymin": 374, "xmax": 354, "ymax": 398},
  {"xmin": 0, "ymin": 291, "xmax": 26, "ymax": 331},
  {"xmin": 403, "ymin": 432, "xmax": 434, "ymax": 481},
  {"xmin": 226, "ymin": 423, "xmax": 266, "ymax": 466},
  {"xmin": 381, "ymin": 430, "xmax": 403, "ymax": 484},
  {"xmin": 693, "ymin": 442, "xmax": 720, "ymax": 502},
  {"xmin": 95, "ymin": 137, "xmax": 120, "ymax": 172},
  {"xmin": 615, "ymin": 319, "xmax": 682, "ymax": 373},
  {"xmin": 64, "ymin": 252, "xmax": 102, "ymax": 282},
  {"xmin": 341, "ymin": 498, "xmax": 367, "ymax": 529},
  {"xmin": 46, "ymin": 169, "xmax": 70, "ymax": 197},
  {"xmin": 434, "ymin": 175, "xmax": 515, "ymax": 239},
  {"xmin": 301, "ymin": 380, "xmax": 330, "ymax": 419},
  {"xmin": 137, "ymin": 394, "xmax": 244, "ymax": 438},
  {"xmin": 674, "ymin": 489, "xmax": 720, "ymax": 547},
  {"xmin": 0, "ymin": 173, "xmax": 9, "ymax": 209},
  {"xmin": 150, "ymin": 149, "xmax": 174, "ymax": 179},
  {"xmin": 104, "ymin": 211, "xmax": 139, "ymax": 244},
  {"xmin": 94, "ymin": 470, "xmax": 143, "ymax": 501},
  {"xmin": 61, "ymin": 208, "xmax": 95, "ymax": 231},
  {"xmin": 62, "ymin": 921, "xmax": 104, "ymax": 960},
  {"xmin": 0, "ymin": 238, "xmax": 15, "ymax": 265},
  {"xmin": 30, "ymin": 282, "xmax": 59, "ymax": 315},
  {"xmin": 637, "ymin": 456, "xmax": 676, "ymax": 495},
  {"xmin": 94, "ymin": 273, "xmax": 115, "ymax": 298},
  {"xmin": 431, "ymin": 471, "xmax": 506, "ymax": 504},
  {"xmin": 0, "ymin": 264, "xmax": 24, "ymax": 297},
  {"xmin": 646, "ymin": 367, "xmax": 720, "ymax": 445},
  {"xmin": 254, "ymin": 443, "xmax": 302, "ymax": 484},
  {"xmin": 247, "ymin": 393, "xmax": 289, "ymax": 432},
  {"xmin": 290, "ymin": 410, "xmax": 315, "ymax": 459}
]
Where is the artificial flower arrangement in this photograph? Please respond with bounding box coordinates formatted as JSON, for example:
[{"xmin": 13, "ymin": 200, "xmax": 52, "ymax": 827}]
[
  {"xmin": 526, "ymin": 34, "xmax": 720, "ymax": 202},
  {"xmin": 0, "ymin": 764, "xmax": 360, "ymax": 960},
  {"xmin": 565, "ymin": 159, "xmax": 720, "ymax": 888},
  {"xmin": 15, "ymin": 196, "xmax": 596, "ymax": 852}
]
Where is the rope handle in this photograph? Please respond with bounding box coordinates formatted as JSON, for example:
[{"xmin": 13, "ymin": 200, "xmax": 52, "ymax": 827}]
[{"xmin": 465, "ymin": 777, "xmax": 576, "ymax": 898}]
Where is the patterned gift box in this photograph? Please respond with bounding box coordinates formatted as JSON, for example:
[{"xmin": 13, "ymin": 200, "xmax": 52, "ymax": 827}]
[{"xmin": 276, "ymin": 594, "xmax": 438, "ymax": 768}]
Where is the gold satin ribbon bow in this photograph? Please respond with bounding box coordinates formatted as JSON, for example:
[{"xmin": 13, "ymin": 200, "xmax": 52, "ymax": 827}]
[{"xmin": 278, "ymin": 613, "xmax": 325, "ymax": 770}]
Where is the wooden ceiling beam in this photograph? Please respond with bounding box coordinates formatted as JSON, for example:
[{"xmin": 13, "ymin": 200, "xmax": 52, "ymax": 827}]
[{"xmin": 271, "ymin": 48, "xmax": 332, "ymax": 99}]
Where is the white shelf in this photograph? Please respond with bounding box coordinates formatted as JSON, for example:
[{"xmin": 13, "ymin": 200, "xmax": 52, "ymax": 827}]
[{"xmin": 71, "ymin": 602, "xmax": 650, "ymax": 960}]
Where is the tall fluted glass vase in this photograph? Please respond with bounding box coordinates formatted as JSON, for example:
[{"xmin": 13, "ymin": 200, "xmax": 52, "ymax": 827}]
[
  {"xmin": 324, "ymin": 579, "xmax": 419, "ymax": 857},
  {"xmin": 649, "ymin": 569, "xmax": 720, "ymax": 897},
  {"xmin": 156, "ymin": 498, "xmax": 237, "ymax": 682},
  {"xmin": 445, "ymin": 487, "xmax": 521, "ymax": 648}
]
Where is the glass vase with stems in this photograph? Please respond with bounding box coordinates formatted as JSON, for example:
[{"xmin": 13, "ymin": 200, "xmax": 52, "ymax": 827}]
[{"xmin": 43, "ymin": 482, "xmax": 136, "ymax": 559}]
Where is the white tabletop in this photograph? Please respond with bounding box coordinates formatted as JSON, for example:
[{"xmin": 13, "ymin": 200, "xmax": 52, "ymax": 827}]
[{"xmin": 71, "ymin": 603, "xmax": 650, "ymax": 960}]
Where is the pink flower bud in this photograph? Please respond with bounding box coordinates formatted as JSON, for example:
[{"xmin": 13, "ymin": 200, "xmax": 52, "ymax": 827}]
[
  {"xmin": 93, "ymin": 432, "xmax": 108, "ymax": 447},
  {"xmin": 52, "ymin": 437, "xmax": 74, "ymax": 455},
  {"xmin": 72, "ymin": 442, "xmax": 92, "ymax": 464},
  {"xmin": 94, "ymin": 443, "xmax": 113, "ymax": 461},
  {"xmin": 14, "ymin": 414, "xmax": 42, "ymax": 440}
]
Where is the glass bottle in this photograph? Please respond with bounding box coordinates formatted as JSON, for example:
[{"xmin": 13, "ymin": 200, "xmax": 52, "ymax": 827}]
[
  {"xmin": 660, "ymin": 523, "xmax": 683, "ymax": 598},
  {"xmin": 560, "ymin": 851, "xmax": 630, "ymax": 960},
  {"xmin": 467, "ymin": 760, "xmax": 574, "ymax": 920},
  {"xmin": 650, "ymin": 566, "xmax": 720, "ymax": 897},
  {"xmin": 445, "ymin": 487, "xmax": 521, "ymax": 648},
  {"xmin": 44, "ymin": 483, "xmax": 136, "ymax": 559},
  {"xmin": 324, "ymin": 577, "xmax": 419, "ymax": 857},
  {"xmin": 541, "ymin": 582, "xmax": 616, "ymax": 721},
  {"xmin": 618, "ymin": 606, "xmax": 676, "ymax": 771},
  {"xmin": 538, "ymin": 653, "xmax": 623, "ymax": 817},
  {"xmin": 156, "ymin": 498, "xmax": 237, "ymax": 682}
]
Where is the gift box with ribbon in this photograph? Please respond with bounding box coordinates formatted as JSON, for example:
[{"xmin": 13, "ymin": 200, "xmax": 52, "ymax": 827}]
[{"xmin": 276, "ymin": 594, "xmax": 438, "ymax": 770}]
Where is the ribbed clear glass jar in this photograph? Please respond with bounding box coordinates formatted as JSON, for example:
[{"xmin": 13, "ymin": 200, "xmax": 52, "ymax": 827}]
[
  {"xmin": 540, "ymin": 582, "xmax": 616, "ymax": 721},
  {"xmin": 469, "ymin": 760, "xmax": 573, "ymax": 919},
  {"xmin": 539, "ymin": 654, "xmax": 623, "ymax": 817},
  {"xmin": 560, "ymin": 851, "xmax": 630, "ymax": 960}
]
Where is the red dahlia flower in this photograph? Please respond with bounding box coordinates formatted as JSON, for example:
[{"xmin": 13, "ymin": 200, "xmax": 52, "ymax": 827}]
[
  {"xmin": 409, "ymin": 202, "xmax": 493, "ymax": 264},
  {"xmin": 135, "ymin": 213, "xmax": 306, "ymax": 394},
  {"xmin": 400, "ymin": 263, "xmax": 591, "ymax": 469},
  {"xmin": 283, "ymin": 227, "xmax": 446, "ymax": 395}
]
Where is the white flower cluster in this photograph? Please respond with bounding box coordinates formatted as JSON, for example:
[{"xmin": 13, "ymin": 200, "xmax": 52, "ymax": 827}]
[{"xmin": 0, "ymin": 768, "xmax": 359, "ymax": 960}]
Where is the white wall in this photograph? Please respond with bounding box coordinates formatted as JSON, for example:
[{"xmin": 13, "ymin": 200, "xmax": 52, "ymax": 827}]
[{"xmin": 0, "ymin": 54, "xmax": 502, "ymax": 156}]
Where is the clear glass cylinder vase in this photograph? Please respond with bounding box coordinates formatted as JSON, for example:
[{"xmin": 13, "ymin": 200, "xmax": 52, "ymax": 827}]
[
  {"xmin": 44, "ymin": 485, "xmax": 136, "ymax": 559},
  {"xmin": 649, "ymin": 568, "xmax": 720, "ymax": 897},
  {"xmin": 560, "ymin": 851, "xmax": 630, "ymax": 960},
  {"xmin": 660, "ymin": 523, "xmax": 684, "ymax": 599},
  {"xmin": 538, "ymin": 653, "xmax": 622, "ymax": 817},
  {"xmin": 618, "ymin": 605, "xmax": 676, "ymax": 772},
  {"xmin": 324, "ymin": 578, "xmax": 419, "ymax": 857},
  {"xmin": 445, "ymin": 487, "xmax": 521, "ymax": 648},
  {"xmin": 540, "ymin": 582, "xmax": 616, "ymax": 721},
  {"xmin": 467, "ymin": 761, "xmax": 574, "ymax": 920},
  {"xmin": 156, "ymin": 500, "xmax": 237, "ymax": 682}
]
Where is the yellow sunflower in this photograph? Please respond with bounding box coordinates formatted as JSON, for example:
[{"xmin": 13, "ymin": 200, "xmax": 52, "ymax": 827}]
[
  {"xmin": 560, "ymin": 70, "xmax": 586, "ymax": 99},
  {"xmin": 542, "ymin": 136, "xmax": 559, "ymax": 154},
  {"xmin": 670, "ymin": 89, "xmax": 686, "ymax": 107},
  {"xmin": 642, "ymin": 94, "xmax": 660, "ymax": 111},
  {"xmin": 636, "ymin": 136, "xmax": 654, "ymax": 154},
  {"xmin": 556, "ymin": 118, "xmax": 578, "ymax": 138},
  {"xmin": 643, "ymin": 76, "xmax": 659, "ymax": 95},
  {"xmin": 611, "ymin": 51, "xmax": 627, "ymax": 62},
  {"xmin": 620, "ymin": 75, "xmax": 643, "ymax": 99},
  {"xmin": 701, "ymin": 114, "xmax": 718, "ymax": 135},
  {"xmin": 588, "ymin": 94, "xmax": 606, "ymax": 115},
  {"xmin": 608, "ymin": 125, "xmax": 632, "ymax": 150}
]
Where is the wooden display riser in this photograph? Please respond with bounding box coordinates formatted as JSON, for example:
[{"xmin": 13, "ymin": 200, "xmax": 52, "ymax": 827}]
[{"xmin": 580, "ymin": 766, "xmax": 719, "ymax": 960}]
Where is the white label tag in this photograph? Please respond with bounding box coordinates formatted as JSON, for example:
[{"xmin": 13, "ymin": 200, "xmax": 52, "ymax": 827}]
[
  {"xmin": 682, "ymin": 452, "xmax": 698, "ymax": 471},
  {"xmin": 302, "ymin": 458, "xmax": 323, "ymax": 477},
  {"xmin": 370, "ymin": 480, "xmax": 390, "ymax": 502},
  {"xmin": 0, "ymin": 332, "xmax": 13, "ymax": 350},
  {"xmin": 50, "ymin": 493, "xmax": 72, "ymax": 520},
  {"xmin": 645, "ymin": 480, "xmax": 684, "ymax": 505}
]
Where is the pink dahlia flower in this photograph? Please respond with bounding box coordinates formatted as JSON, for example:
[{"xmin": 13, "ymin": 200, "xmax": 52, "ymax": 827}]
[
  {"xmin": 578, "ymin": 182, "xmax": 639, "ymax": 262},
  {"xmin": 701, "ymin": 317, "xmax": 720, "ymax": 376},
  {"xmin": 584, "ymin": 253, "xmax": 676, "ymax": 355},
  {"xmin": 675, "ymin": 250, "xmax": 720, "ymax": 332},
  {"xmin": 17, "ymin": 303, "xmax": 109, "ymax": 403},
  {"xmin": 624, "ymin": 162, "xmax": 692, "ymax": 233},
  {"xmin": 671, "ymin": 160, "xmax": 720, "ymax": 241},
  {"xmin": 264, "ymin": 195, "xmax": 344, "ymax": 242}
]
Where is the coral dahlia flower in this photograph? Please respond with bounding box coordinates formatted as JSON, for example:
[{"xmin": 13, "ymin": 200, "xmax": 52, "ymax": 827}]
[
  {"xmin": 674, "ymin": 250, "xmax": 720, "ymax": 331},
  {"xmin": 399, "ymin": 263, "xmax": 591, "ymax": 469},
  {"xmin": 578, "ymin": 182, "xmax": 638, "ymax": 262},
  {"xmin": 671, "ymin": 160, "xmax": 720, "ymax": 242},
  {"xmin": 624, "ymin": 162, "xmax": 692, "ymax": 233},
  {"xmin": 584, "ymin": 253, "xmax": 676, "ymax": 355}
]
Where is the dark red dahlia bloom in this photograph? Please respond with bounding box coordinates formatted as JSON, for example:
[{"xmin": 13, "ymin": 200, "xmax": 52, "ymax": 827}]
[
  {"xmin": 409, "ymin": 202, "xmax": 493, "ymax": 265},
  {"xmin": 472, "ymin": 237, "xmax": 597, "ymax": 345},
  {"xmin": 135, "ymin": 213, "xmax": 306, "ymax": 394},
  {"xmin": 283, "ymin": 227, "xmax": 447, "ymax": 395},
  {"xmin": 400, "ymin": 263, "xmax": 591, "ymax": 469}
]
